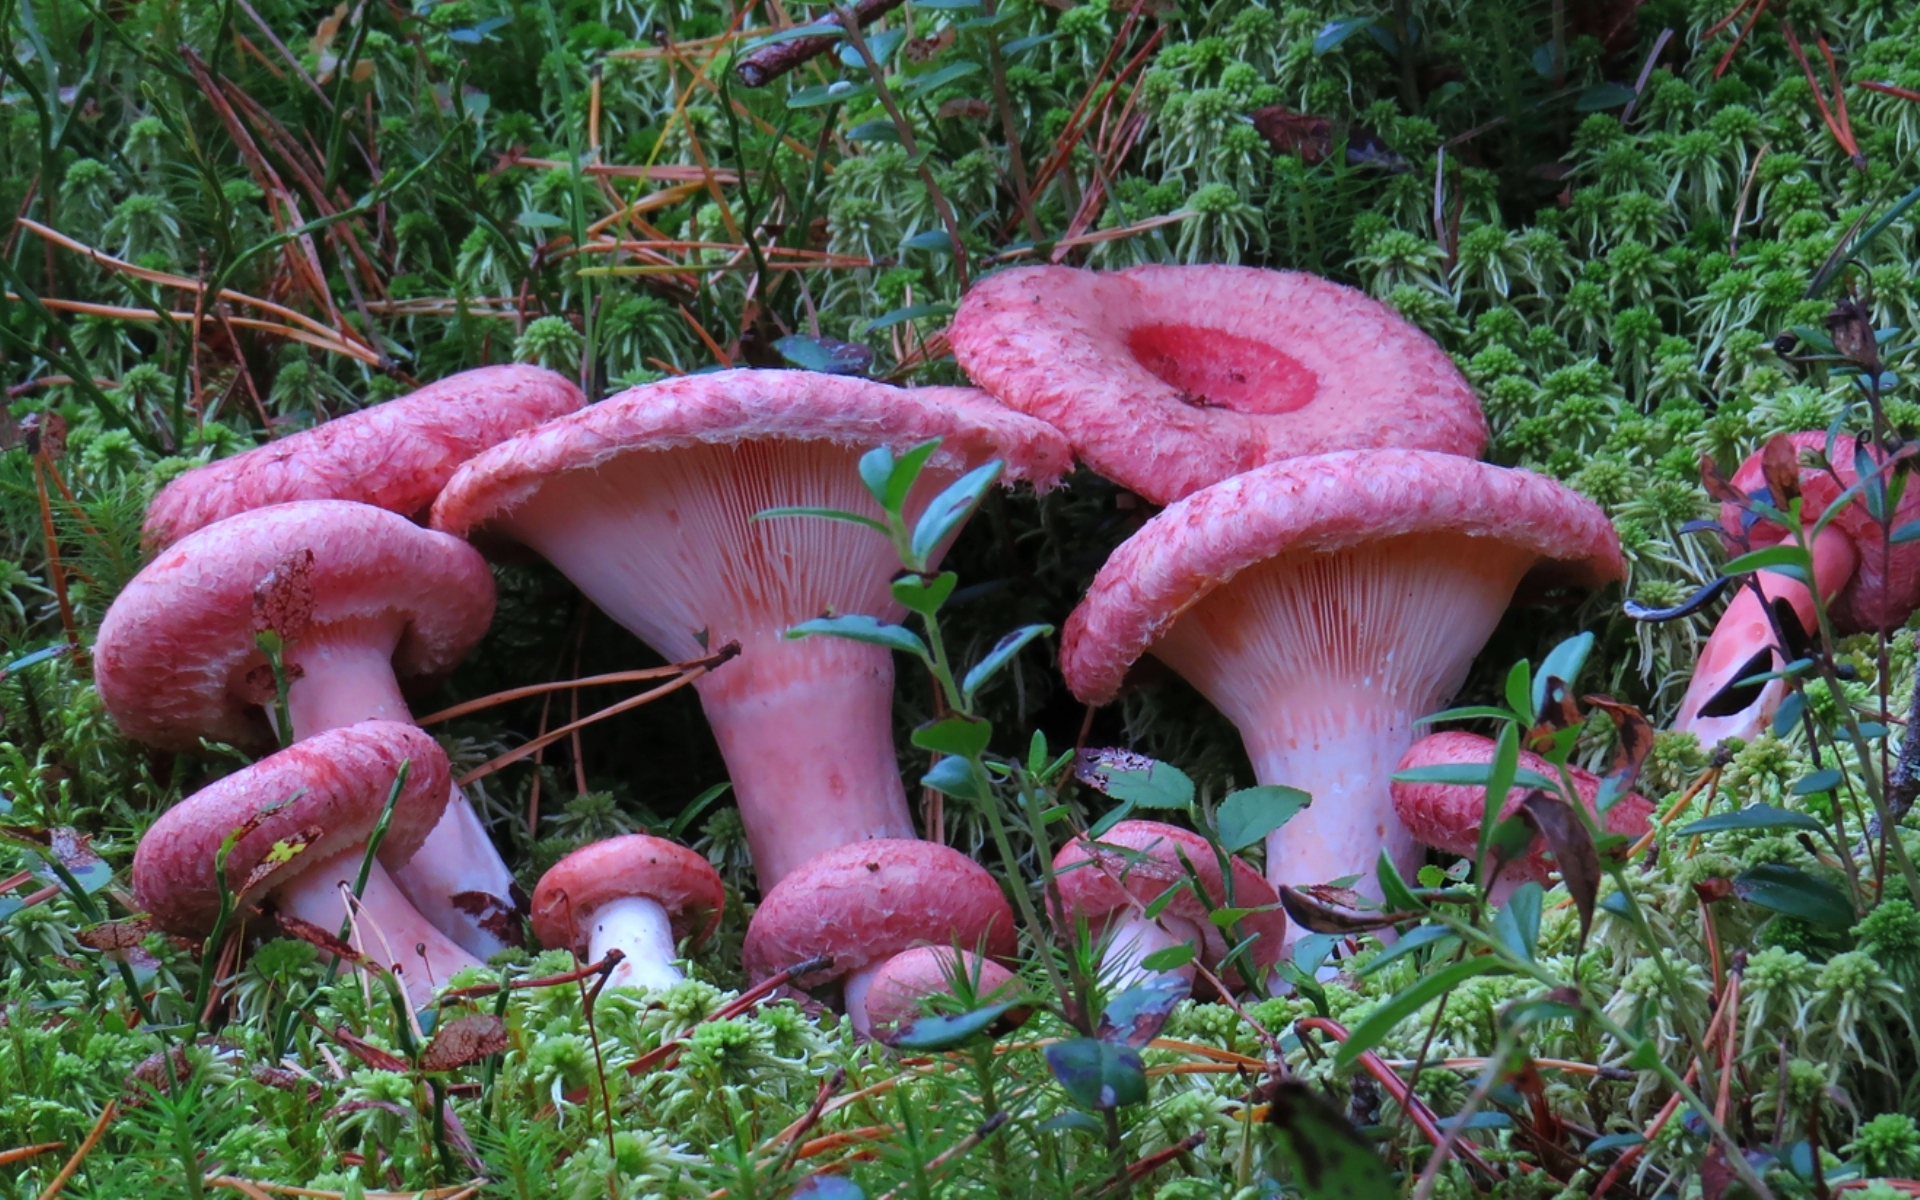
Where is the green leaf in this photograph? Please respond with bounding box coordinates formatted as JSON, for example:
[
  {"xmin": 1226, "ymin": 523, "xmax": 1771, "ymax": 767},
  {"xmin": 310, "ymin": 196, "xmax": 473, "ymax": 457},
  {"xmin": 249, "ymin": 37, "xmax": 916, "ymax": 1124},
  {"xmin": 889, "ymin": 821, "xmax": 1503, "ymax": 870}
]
[
  {"xmin": 962, "ymin": 624, "xmax": 1053, "ymax": 701},
  {"xmin": 774, "ymin": 334, "xmax": 873, "ymax": 376},
  {"xmin": 668, "ymin": 782, "xmax": 732, "ymax": 838},
  {"xmin": 1678, "ymin": 805, "xmax": 1826, "ymax": 837},
  {"xmin": 1263, "ymin": 1080, "xmax": 1396, "ymax": 1198},
  {"xmin": 891, "ymin": 571, "xmax": 957, "ymax": 615},
  {"xmin": 1333, "ymin": 957, "xmax": 1509, "ymax": 1070},
  {"xmin": 859, "ymin": 445, "xmax": 896, "ymax": 507},
  {"xmin": 921, "ymin": 756, "xmax": 988, "ymax": 802},
  {"xmin": 1773, "ymin": 690, "xmax": 1807, "ymax": 738},
  {"xmin": 787, "ymin": 79, "xmax": 872, "ymax": 107},
  {"xmin": 1534, "ymin": 632, "xmax": 1595, "ymax": 719},
  {"xmin": 753, "ymin": 505, "xmax": 890, "ymax": 534},
  {"xmin": 1722, "ymin": 543, "xmax": 1812, "ymax": 579},
  {"xmin": 1136, "ymin": 944, "xmax": 1197, "ymax": 973},
  {"xmin": 1214, "ymin": 785, "xmax": 1310, "ymax": 853},
  {"xmin": 1096, "ymin": 762, "xmax": 1195, "ymax": 811},
  {"xmin": 1478, "ymin": 723, "xmax": 1520, "ymax": 872},
  {"xmin": 1793, "ymin": 769, "xmax": 1843, "ymax": 795},
  {"xmin": 1390, "ymin": 763, "xmax": 1559, "ymax": 791},
  {"xmin": 911, "ymin": 715, "xmax": 993, "ymax": 758},
  {"xmin": 792, "ymin": 1175, "xmax": 865, "ymax": 1200},
  {"xmin": 1045, "ymin": 1039, "xmax": 1148, "ymax": 1109},
  {"xmin": 910, "ymin": 461, "xmax": 1003, "ymax": 567},
  {"xmin": 1375, "ymin": 851, "xmax": 1425, "ymax": 915},
  {"xmin": 861, "ymin": 302, "xmax": 952, "ymax": 334},
  {"xmin": 885, "ymin": 439, "xmax": 944, "ymax": 514},
  {"xmin": 1313, "ymin": 16, "xmax": 1374, "ymax": 53},
  {"xmin": 1733, "ymin": 864, "xmax": 1855, "ymax": 929},
  {"xmin": 892, "ymin": 1001, "xmax": 1021, "ymax": 1050},
  {"xmin": 1504, "ymin": 659, "xmax": 1533, "ymax": 724},
  {"xmin": 1891, "ymin": 521, "xmax": 1920, "ymax": 544},
  {"xmin": 786, "ymin": 614, "xmax": 928, "ymax": 658},
  {"xmin": 1358, "ymin": 924, "xmax": 1455, "ymax": 976},
  {"xmin": 1492, "ymin": 882, "xmax": 1544, "ymax": 962},
  {"xmin": 1419, "ymin": 705, "xmax": 1521, "ymax": 724},
  {"xmin": 896, "ymin": 61, "xmax": 980, "ymax": 93},
  {"xmin": 1574, "ymin": 81, "xmax": 1636, "ymax": 111}
]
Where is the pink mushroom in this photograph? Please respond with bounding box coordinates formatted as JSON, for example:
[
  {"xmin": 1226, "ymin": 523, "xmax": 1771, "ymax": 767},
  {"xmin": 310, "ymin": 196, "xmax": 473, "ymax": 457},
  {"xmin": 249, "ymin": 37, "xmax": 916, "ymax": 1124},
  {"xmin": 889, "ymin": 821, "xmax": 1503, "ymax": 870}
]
[
  {"xmin": 948, "ymin": 265, "xmax": 1487, "ymax": 505},
  {"xmin": 861, "ymin": 946, "xmax": 1021, "ymax": 1038},
  {"xmin": 1051, "ymin": 819, "xmax": 1285, "ymax": 992},
  {"xmin": 1061, "ymin": 450, "xmax": 1623, "ymax": 906},
  {"xmin": 1675, "ymin": 432, "xmax": 1920, "ymax": 745},
  {"xmin": 94, "ymin": 500, "xmax": 522, "ymax": 960},
  {"xmin": 144, "ymin": 364, "xmax": 583, "ymax": 549},
  {"xmin": 531, "ymin": 834, "xmax": 724, "ymax": 992},
  {"xmin": 1391, "ymin": 731, "xmax": 1655, "ymax": 901},
  {"xmin": 740, "ymin": 839, "xmax": 1017, "ymax": 1035},
  {"xmin": 432, "ymin": 370, "xmax": 1071, "ymax": 889},
  {"xmin": 133, "ymin": 721, "xmax": 479, "ymax": 1005}
]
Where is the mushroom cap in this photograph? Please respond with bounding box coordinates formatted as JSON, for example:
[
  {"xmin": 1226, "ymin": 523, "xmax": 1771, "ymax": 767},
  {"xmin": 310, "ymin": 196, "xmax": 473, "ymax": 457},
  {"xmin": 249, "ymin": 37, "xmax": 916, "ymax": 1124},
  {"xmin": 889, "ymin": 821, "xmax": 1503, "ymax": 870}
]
[
  {"xmin": 1391, "ymin": 731, "xmax": 1654, "ymax": 884},
  {"xmin": 95, "ymin": 500, "xmax": 496, "ymax": 752},
  {"xmin": 431, "ymin": 369, "xmax": 1073, "ymax": 538},
  {"xmin": 862, "ymin": 947, "xmax": 1019, "ymax": 1036},
  {"xmin": 1050, "ymin": 819, "xmax": 1286, "ymax": 978},
  {"xmin": 948, "ymin": 265, "xmax": 1488, "ymax": 504},
  {"xmin": 741, "ymin": 839, "xmax": 1017, "ymax": 988},
  {"xmin": 1720, "ymin": 431, "xmax": 1920, "ymax": 632},
  {"xmin": 530, "ymin": 834, "xmax": 726, "ymax": 954},
  {"xmin": 144, "ymin": 365, "xmax": 584, "ymax": 549},
  {"xmin": 1061, "ymin": 450, "xmax": 1625, "ymax": 704},
  {"xmin": 132, "ymin": 720, "xmax": 452, "ymax": 935}
]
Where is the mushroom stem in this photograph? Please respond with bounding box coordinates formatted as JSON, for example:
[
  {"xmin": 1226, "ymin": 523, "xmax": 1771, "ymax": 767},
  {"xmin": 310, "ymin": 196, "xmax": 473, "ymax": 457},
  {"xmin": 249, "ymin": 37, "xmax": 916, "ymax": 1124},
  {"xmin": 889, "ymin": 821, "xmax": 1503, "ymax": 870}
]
[
  {"xmin": 842, "ymin": 959, "xmax": 889, "ymax": 1035},
  {"xmin": 1101, "ymin": 914, "xmax": 1202, "ymax": 990},
  {"xmin": 1673, "ymin": 528, "xmax": 1859, "ymax": 746},
  {"xmin": 1151, "ymin": 534, "xmax": 1538, "ymax": 904},
  {"xmin": 700, "ymin": 642, "xmax": 914, "ymax": 889},
  {"xmin": 284, "ymin": 624, "xmax": 522, "ymax": 961},
  {"xmin": 275, "ymin": 848, "xmax": 481, "ymax": 1006},
  {"xmin": 585, "ymin": 896, "xmax": 686, "ymax": 993}
]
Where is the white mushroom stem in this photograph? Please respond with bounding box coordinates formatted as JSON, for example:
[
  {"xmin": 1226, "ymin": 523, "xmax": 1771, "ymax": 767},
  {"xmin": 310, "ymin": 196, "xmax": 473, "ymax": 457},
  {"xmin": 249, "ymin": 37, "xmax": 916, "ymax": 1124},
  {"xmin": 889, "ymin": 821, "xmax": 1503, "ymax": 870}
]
[
  {"xmin": 280, "ymin": 618, "xmax": 522, "ymax": 961},
  {"xmin": 1100, "ymin": 914, "xmax": 1202, "ymax": 991},
  {"xmin": 842, "ymin": 960, "xmax": 889, "ymax": 1036},
  {"xmin": 1150, "ymin": 534, "xmax": 1538, "ymax": 917},
  {"xmin": 585, "ymin": 896, "xmax": 686, "ymax": 993},
  {"xmin": 275, "ymin": 847, "xmax": 481, "ymax": 1006}
]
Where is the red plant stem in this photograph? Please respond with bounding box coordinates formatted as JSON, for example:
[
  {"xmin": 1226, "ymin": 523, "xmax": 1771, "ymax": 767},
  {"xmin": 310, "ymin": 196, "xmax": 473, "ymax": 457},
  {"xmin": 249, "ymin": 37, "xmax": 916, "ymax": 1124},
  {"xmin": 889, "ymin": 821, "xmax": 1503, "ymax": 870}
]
[
  {"xmin": 1862, "ymin": 81, "xmax": 1920, "ymax": 103},
  {"xmin": 1296, "ymin": 1017, "xmax": 1499, "ymax": 1178},
  {"xmin": 1712, "ymin": 0, "xmax": 1767, "ymax": 80}
]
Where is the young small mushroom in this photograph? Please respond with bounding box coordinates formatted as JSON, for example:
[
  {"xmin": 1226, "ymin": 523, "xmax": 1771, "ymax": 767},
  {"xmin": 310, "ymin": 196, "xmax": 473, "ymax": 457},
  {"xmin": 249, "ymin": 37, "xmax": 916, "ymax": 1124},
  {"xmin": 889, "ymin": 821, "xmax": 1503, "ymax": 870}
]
[
  {"xmin": 740, "ymin": 839, "xmax": 1017, "ymax": 1036},
  {"xmin": 133, "ymin": 721, "xmax": 479, "ymax": 1005},
  {"xmin": 1675, "ymin": 432, "xmax": 1920, "ymax": 745},
  {"xmin": 531, "ymin": 834, "xmax": 725, "ymax": 993},
  {"xmin": 1061, "ymin": 450, "xmax": 1623, "ymax": 905},
  {"xmin": 433, "ymin": 370, "xmax": 1071, "ymax": 890},
  {"xmin": 949, "ymin": 264, "xmax": 1487, "ymax": 505},
  {"xmin": 861, "ymin": 947, "xmax": 1019, "ymax": 1039},
  {"xmin": 1050, "ymin": 819, "xmax": 1284, "ymax": 991},
  {"xmin": 95, "ymin": 500, "xmax": 521, "ymax": 960},
  {"xmin": 1392, "ymin": 731, "xmax": 1655, "ymax": 900},
  {"xmin": 144, "ymin": 364, "xmax": 583, "ymax": 549}
]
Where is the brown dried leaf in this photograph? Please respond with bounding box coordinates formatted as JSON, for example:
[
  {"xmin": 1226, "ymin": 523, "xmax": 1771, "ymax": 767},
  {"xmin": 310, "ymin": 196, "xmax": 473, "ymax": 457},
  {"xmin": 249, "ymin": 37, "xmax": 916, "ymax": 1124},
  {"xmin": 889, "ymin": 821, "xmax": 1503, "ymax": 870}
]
[
  {"xmin": 420, "ymin": 1013, "xmax": 508, "ymax": 1073},
  {"xmin": 936, "ymin": 97, "xmax": 992, "ymax": 121},
  {"xmin": 276, "ymin": 911, "xmax": 369, "ymax": 965},
  {"xmin": 241, "ymin": 824, "xmax": 325, "ymax": 894},
  {"xmin": 1519, "ymin": 793, "xmax": 1600, "ymax": 944},
  {"xmin": 1761, "ymin": 434, "xmax": 1804, "ymax": 509},
  {"xmin": 1699, "ymin": 454, "xmax": 1745, "ymax": 506},
  {"xmin": 1825, "ymin": 295, "xmax": 1881, "ymax": 373},
  {"xmin": 20, "ymin": 411, "xmax": 66, "ymax": 460},
  {"xmin": 1277, "ymin": 885, "xmax": 1412, "ymax": 935},
  {"xmin": 1251, "ymin": 107, "xmax": 1338, "ymax": 164},
  {"xmin": 76, "ymin": 917, "xmax": 153, "ymax": 951},
  {"xmin": 905, "ymin": 28, "xmax": 953, "ymax": 62},
  {"xmin": 330, "ymin": 1024, "xmax": 410, "ymax": 1073},
  {"xmin": 1583, "ymin": 694, "xmax": 1653, "ymax": 801}
]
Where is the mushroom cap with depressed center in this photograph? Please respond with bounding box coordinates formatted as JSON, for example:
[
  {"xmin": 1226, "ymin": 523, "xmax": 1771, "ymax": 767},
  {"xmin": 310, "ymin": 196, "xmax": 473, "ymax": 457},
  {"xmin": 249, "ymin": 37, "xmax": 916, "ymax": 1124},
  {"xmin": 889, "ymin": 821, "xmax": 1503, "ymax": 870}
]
[
  {"xmin": 531, "ymin": 834, "xmax": 725, "ymax": 955},
  {"xmin": 95, "ymin": 500, "xmax": 495, "ymax": 753},
  {"xmin": 133, "ymin": 720, "xmax": 451, "ymax": 934},
  {"xmin": 948, "ymin": 265, "xmax": 1488, "ymax": 505},
  {"xmin": 1050, "ymin": 819, "xmax": 1286, "ymax": 980},
  {"xmin": 741, "ymin": 839, "xmax": 1017, "ymax": 988},
  {"xmin": 1391, "ymin": 731, "xmax": 1654, "ymax": 883},
  {"xmin": 1061, "ymin": 450, "xmax": 1626, "ymax": 705},
  {"xmin": 145, "ymin": 365, "xmax": 584, "ymax": 549},
  {"xmin": 863, "ymin": 947, "xmax": 1019, "ymax": 1036},
  {"xmin": 431, "ymin": 368, "xmax": 1072, "ymax": 539}
]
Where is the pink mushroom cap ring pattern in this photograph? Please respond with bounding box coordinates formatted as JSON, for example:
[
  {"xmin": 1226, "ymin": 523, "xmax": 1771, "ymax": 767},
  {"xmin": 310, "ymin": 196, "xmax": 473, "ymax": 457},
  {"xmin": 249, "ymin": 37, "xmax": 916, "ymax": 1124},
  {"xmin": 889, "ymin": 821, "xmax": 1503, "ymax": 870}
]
[{"xmin": 948, "ymin": 264, "xmax": 1489, "ymax": 505}]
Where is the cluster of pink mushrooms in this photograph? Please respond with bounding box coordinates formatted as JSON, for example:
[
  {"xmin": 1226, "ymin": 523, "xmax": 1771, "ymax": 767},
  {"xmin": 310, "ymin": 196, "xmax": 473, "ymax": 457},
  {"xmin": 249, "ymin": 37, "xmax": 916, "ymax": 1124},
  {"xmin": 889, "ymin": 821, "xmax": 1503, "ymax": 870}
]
[{"xmin": 103, "ymin": 263, "xmax": 1667, "ymax": 1029}]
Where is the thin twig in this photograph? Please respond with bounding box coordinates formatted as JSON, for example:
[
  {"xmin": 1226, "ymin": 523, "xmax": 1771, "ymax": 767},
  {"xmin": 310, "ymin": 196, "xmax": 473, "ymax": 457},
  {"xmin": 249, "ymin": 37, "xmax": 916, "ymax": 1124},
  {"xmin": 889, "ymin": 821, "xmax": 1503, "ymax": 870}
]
[{"xmin": 35, "ymin": 1100, "xmax": 115, "ymax": 1200}]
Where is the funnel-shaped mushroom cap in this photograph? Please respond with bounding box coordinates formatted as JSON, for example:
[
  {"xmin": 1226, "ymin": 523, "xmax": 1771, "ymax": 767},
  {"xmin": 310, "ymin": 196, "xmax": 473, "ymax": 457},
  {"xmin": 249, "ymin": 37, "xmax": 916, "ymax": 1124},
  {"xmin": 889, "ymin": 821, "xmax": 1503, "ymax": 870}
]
[
  {"xmin": 949, "ymin": 265, "xmax": 1488, "ymax": 504},
  {"xmin": 1391, "ymin": 731, "xmax": 1654, "ymax": 886},
  {"xmin": 863, "ymin": 947, "xmax": 1019, "ymax": 1036},
  {"xmin": 95, "ymin": 500, "xmax": 495, "ymax": 753},
  {"xmin": 144, "ymin": 366, "xmax": 583, "ymax": 549},
  {"xmin": 133, "ymin": 721, "xmax": 451, "ymax": 934},
  {"xmin": 531, "ymin": 834, "xmax": 724, "ymax": 954},
  {"xmin": 1062, "ymin": 450, "xmax": 1622, "ymax": 898},
  {"xmin": 432, "ymin": 370, "xmax": 1070, "ymax": 890},
  {"xmin": 1050, "ymin": 820, "xmax": 1285, "ymax": 980},
  {"xmin": 742, "ymin": 839, "xmax": 1016, "ymax": 988}
]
